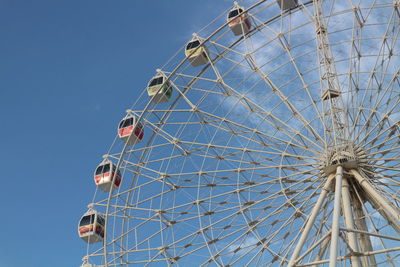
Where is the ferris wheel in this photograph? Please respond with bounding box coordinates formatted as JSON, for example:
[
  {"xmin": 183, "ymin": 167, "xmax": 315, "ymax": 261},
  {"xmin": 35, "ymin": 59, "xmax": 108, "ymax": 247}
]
[{"xmin": 78, "ymin": 0, "xmax": 400, "ymax": 266}]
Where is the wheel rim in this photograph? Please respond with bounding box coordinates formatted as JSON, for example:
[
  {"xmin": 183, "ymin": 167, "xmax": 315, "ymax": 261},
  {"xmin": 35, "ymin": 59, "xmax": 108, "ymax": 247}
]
[{"xmin": 82, "ymin": 1, "xmax": 400, "ymax": 266}]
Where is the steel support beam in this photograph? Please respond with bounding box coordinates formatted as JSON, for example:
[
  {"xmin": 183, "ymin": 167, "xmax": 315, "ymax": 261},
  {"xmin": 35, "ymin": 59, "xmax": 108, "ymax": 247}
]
[
  {"xmin": 329, "ymin": 165, "xmax": 343, "ymax": 267},
  {"xmin": 341, "ymin": 176, "xmax": 361, "ymax": 267},
  {"xmin": 351, "ymin": 189, "xmax": 377, "ymax": 267},
  {"xmin": 350, "ymin": 169, "xmax": 400, "ymax": 233},
  {"xmin": 288, "ymin": 175, "xmax": 334, "ymax": 267}
]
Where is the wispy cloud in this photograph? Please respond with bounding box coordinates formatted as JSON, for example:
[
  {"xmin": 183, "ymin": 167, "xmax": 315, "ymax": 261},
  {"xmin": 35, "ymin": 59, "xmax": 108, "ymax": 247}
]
[{"xmin": 226, "ymin": 235, "xmax": 259, "ymax": 256}]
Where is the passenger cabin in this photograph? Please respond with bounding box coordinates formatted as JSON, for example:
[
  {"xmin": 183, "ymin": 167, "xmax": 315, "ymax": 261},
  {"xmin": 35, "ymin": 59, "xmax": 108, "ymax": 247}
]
[
  {"xmin": 78, "ymin": 210, "xmax": 105, "ymax": 244},
  {"xmin": 118, "ymin": 115, "xmax": 144, "ymax": 146},
  {"xmin": 227, "ymin": 6, "xmax": 251, "ymax": 36},
  {"xmin": 276, "ymin": 0, "xmax": 298, "ymax": 10},
  {"xmin": 185, "ymin": 38, "xmax": 209, "ymax": 67},
  {"xmin": 147, "ymin": 75, "xmax": 172, "ymax": 103},
  {"xmin": 94, "ymin": 160, "xmax": 122, "ymax": 192}
]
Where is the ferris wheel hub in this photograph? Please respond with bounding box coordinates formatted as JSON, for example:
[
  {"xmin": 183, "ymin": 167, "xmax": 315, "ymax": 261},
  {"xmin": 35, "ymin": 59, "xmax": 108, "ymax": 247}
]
[{"xmin": 322, "ymin": 144, "xmax": 360, "ymax": 176}]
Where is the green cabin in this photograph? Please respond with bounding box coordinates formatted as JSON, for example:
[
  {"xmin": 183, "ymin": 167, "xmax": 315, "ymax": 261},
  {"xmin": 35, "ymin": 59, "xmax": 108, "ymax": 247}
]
[{"xmin": 147, "ymin": 75, "xmax": 172, "ymax": 103}]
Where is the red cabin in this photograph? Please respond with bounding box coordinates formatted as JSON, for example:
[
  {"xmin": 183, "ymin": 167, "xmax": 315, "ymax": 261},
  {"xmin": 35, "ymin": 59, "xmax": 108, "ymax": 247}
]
[
  {"xmin": 227, "ymin": 5, "xmax": 251, "ymax": 36},
  {"xmin": 94, "ymin": 159, "xmax": 122, "ymax": 192},
  {"xmin": 118, "ymin": 115, "xmax": 144, "ymax": 146}
]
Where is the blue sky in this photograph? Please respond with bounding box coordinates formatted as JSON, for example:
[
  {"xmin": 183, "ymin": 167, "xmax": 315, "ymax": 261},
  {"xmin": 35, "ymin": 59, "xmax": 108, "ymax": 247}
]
[{"xmin": 0, "ymin": 1, "xmax": 229, "ymax": 266}]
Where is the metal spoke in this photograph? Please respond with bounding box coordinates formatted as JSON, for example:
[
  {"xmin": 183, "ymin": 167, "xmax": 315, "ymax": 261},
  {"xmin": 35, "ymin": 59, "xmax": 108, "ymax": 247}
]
[{"xmin": 79, "ymin": 1, "xmax": 400, "ymax": 266}]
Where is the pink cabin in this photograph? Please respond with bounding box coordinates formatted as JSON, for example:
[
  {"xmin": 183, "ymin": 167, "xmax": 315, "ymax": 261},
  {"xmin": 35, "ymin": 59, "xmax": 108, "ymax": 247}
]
[
  {"xmin": 118, "ymin": 116, "xmax": 144, "ymax": 146},
  {"xmin": 227, "ymin": 6, "xmax": 251, "ymax": 36},
  {"xmin": 94, "ymin": 160, "xmax": 122, "ymax": 192}
]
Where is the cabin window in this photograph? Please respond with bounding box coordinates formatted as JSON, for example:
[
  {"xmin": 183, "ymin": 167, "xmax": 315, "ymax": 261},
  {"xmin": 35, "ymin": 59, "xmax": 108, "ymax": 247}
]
[
  {"xmin": 229, "ymin": 8, "xmax": 243, "ymax": 18},
  {"xmin": 103, "ymin": 164, "xmax": 111, "ymax": 173},
  {"xmin": 96, "ymin": 164, "xmax": 111, "ymax": 175},
  {"xmin": 149, "ymin": 77, "xmax": 164, "ymax": 87},
  {"xmin": 186, "ymin": 40, "xmax": 200, "ymax": 50},
  {"xmin": 119, "ymin": 118, "xmax": 134, "ymax": 129},
  {"xmin": 95, "ymin": 166, "xmax": 103, "ymax": 175},
  {"xmin": 80, "ymin": 215, "xmax": 95, "ymax": 226},
  {"xmin": 95, "ymin": 166, "xmax": 102, "ymax": 175},
  {"xmin": 97, "ymin": 216, "xmax": 105, "ymax": 226}
]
